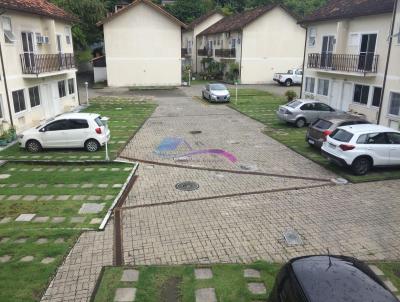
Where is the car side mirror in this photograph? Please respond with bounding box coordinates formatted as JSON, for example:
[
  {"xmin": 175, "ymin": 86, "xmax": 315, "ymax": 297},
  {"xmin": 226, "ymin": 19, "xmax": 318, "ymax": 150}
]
[{"xmin": 39, "ymin": 128, "xmax": 46, "ymax": 133}]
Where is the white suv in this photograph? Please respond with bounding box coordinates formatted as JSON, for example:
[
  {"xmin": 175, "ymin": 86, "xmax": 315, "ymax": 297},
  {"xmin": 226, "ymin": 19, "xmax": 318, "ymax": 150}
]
[
  {"xmin": 18, "ymin": 113, "xmax": 110, "ymax": 153},
  {"xmin": 321, "ymin": 124, "xmax": 400, "ymax": 175}
]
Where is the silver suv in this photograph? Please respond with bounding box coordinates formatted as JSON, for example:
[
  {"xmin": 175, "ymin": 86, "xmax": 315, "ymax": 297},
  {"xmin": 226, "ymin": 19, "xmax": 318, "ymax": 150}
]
[{"xmin": 276, "ymin": 99, "xmax": 340, "ymax": 128}]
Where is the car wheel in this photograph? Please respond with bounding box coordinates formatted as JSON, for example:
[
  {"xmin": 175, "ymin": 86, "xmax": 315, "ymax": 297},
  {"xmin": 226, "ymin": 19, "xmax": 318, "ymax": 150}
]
[
  {"xmin": 285, "ymin": 79, "xmax": 292, "ymax": 87},
  {"xmin": 295, "ymin": 118, "xmax": 306, "ymax": 128},
  {"xmin": 351, "ymin": 157, "xmax": 372, "ymax": 176},
  {"xmin": 26, "ymin": 139, "xmax": 42, "ymax": 153},
  {"xmin": 85, "ymin": 139, "xmax": 100, "ymax": 152}
]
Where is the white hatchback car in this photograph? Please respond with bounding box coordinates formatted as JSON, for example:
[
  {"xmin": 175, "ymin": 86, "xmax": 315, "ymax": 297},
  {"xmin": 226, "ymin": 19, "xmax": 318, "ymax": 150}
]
[
  {"xmin": 18, "ymin": 113, "xmax": 110, "ymax": 153},
  {"xmin": 321, "ymin": 124, "xmax": 400, "ymax": 175}
]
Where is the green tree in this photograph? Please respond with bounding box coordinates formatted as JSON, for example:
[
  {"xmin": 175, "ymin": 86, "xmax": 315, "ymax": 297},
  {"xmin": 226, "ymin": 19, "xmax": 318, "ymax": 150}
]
[{"xmin": 49, "ymin": 0, "xmax": 107, "ymax": 49}]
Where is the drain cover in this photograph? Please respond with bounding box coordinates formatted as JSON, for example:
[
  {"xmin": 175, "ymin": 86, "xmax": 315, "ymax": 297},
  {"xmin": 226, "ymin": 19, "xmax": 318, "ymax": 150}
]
[
  {"xmin": 175, "ymin": 181, "xmax": 199, "ymax": 191},
  {"xmin": 283, "ymin": 230, "xmax": 303, "ymax": 246},
  {"xmin": 331, "ymin": 178, "xmax": 349, "ymax": 185},
  {"xmin": 190, "ymin": 130, "xmax": 202, "ymax": 135}
]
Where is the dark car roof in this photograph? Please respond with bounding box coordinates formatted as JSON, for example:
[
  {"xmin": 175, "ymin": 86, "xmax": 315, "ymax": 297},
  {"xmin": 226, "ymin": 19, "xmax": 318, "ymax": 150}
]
[{"xmin": 291, "ymin": 255, "xmax": 397, "ymax": 302}]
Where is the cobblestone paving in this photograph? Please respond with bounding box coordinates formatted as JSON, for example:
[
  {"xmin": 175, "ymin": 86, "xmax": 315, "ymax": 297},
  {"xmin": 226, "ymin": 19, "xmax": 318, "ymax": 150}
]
[{"xmin": 41, "ymin": 93, "xmax": 400, "ymax": 301}]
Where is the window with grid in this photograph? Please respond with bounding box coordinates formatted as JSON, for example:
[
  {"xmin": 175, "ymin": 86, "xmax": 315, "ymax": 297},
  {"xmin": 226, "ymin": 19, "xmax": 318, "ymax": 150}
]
[
  {"xmin": 305, "ymin": 77, "xmax": 315, "ymax": 93},
  {"xmin": 353, "ymin": 84, "xmax": 370, "ymax": 105},
  {"xmin": 317, "ymin": 79, "xmax": 329, "ymax": 96},
  {"xmin": 68, "ymin": 79, "xmax": 75, "ymax": 95},
  {"xmin": 29, "ymin": 86, "xmax": 41, "ymax": 107},
  {"xmin": 12, "ymin": 89, "xmax": 26, "ymax": 113},
  {"xmin": 372, "ymin": 87, "xmax": 382, "ymax": 107},
  {"xmin": 58, "ymin": 80, "xmax": 66, "ymax": 98},
  {"xmin": 389, "ymin": 92, "xmax": 400, "ymax": 116},
  {"xmin": 2, "ymin": 16, "xmax": 16, "ymax": 43}
]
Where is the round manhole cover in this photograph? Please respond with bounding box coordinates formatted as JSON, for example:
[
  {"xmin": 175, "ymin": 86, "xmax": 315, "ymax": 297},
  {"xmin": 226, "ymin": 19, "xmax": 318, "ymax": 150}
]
[
  {"xmin": 189, "ymin": 130, "xmax": 202, "ymax": 135},
  {"xmin": 175, "ymin": 181, "xmax": 200, "ymax": 191}
]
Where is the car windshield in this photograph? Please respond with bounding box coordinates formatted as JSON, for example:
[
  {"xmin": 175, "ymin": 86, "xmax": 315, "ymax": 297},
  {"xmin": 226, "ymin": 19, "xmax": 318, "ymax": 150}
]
[
  {"xmin": 313, "ymin": 119, "xmax": 332, "ymax": 130},
  {"xmin": 286, "ymin": 100, "xmax": 302, "ymax": 109},
  {"xmin": 210, "ymin": 84, "xmax": 227, "ymax": 91},
  {"xmin": 330, "ymin": 129, "xmax": 353, "ymax": 142},
  {"xmin": 36, "ymin": 118, "xmax": 55, "ymax": 129}
]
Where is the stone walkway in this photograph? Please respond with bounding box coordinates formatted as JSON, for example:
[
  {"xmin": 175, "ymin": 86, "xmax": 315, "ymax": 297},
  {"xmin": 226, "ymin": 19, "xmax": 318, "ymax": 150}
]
[{"xmin": 41, "ymin": 90, "xmax": 400, "ymax": 301}]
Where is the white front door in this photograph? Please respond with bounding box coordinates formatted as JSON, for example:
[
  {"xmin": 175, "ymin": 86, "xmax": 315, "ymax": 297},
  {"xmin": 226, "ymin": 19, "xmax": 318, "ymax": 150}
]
[
  {"xmin": 53, "ymin": 82, "xmax": 63, "ymax": 115},
  {"xmin": 41, "ymin": 84, "xmax": 55, "ymax": 119},
  {"xmin": 341, "ymin": 82, "xmax": 353, "ymax": 112},
  {"xmin": 330, "ymin": 80, "xmax": 341, "ymax": 110}
]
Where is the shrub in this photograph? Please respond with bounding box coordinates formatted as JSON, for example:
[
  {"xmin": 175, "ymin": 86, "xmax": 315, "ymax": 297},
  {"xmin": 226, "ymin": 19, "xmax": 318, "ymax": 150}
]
[{"xmin": 285, "ymin": 90, "xmax": 298, "ymax": 102}]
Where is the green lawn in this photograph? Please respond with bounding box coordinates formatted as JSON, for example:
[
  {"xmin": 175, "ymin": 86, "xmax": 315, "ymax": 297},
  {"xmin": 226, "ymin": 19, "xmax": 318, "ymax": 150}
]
[
  {"xmin": 0, "ymin": 161, "xmax": 135, "ymax": 302},
  {"xmin": 376, "ymin": 262, "xmax": 400, "ymax": 292},
  {"xmin": 0, "ymin": 97, "xmax": 156, "ymax": 161},
  {"xmin": 93, "ymin": 262, "xmax": 282, "ymax": 302},
  {"xmin": 229, "ymin": 89, "xmax": 400, "ymax": 183}
]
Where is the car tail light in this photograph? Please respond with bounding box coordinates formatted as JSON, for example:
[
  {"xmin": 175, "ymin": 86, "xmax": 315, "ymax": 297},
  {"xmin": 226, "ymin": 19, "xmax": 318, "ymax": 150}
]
[
  {"xmin": 95, "ymin": 127, "xmax": 102, "ymax": 134},
  {"xmin": 322, "ymin": 130, "xmax": 332, "ymax": 141},
  {"xmin": 339, "ymin": 144, "xmax": 355, "ymax": 151}
]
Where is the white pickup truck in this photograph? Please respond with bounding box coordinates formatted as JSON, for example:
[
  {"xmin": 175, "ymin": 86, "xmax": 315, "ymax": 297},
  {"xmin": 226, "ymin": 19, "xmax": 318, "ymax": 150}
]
[{"xmin": 273, "ymin": 69, "xmax": 303, "ymax": 87}]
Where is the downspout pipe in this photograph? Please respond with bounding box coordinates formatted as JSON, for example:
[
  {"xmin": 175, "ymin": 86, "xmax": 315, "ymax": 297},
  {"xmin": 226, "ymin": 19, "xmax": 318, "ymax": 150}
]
[
  {"xmin": 0, "ymin": 11, "xmax": 14, "ymax": 127},
  {"xmin": 377, "ymin": 0, "xmax": 398, "ymax": 124},
  {"xmin": 239, "ymin": 29, "xmax": 244, "ymax": 83},
  {"xmin": 300, "ymin": 25, "xmax": 308, "ymax": 98}
]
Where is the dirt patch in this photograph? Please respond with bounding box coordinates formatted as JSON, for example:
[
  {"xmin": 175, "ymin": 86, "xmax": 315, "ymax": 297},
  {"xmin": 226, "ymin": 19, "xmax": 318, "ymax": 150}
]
[{"xmin": 160, "ymin": 277, "xmax": 182, "ymax": 302}]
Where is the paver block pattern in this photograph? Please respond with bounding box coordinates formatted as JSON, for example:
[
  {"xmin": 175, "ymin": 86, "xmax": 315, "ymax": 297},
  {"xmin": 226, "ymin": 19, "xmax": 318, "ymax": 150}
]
[
  {"xmin": 0, "ymin": 237, "xmax": 10, "ymax": 243},
  {"xmin": 15, "ymin": 238, "xmax": 27, "ymax": 243},
  {"xmin": 114, "ymin": 288, "xmax": 136, "ymax": 302},
  {"xmin": 0, "ymin": 217, "xmax": 11, "ymax": 224},
  {"xmin": 56, "ymin": 195, "xmax": 70, "ymax": 201},
  {"xmin": 20, "ymin": 256, "xmax": 34, "ymax": 262},
  {"xmin": 54, "ymin": 238, "xmax": 65, "ymax": 244},
  {"xmin": 79, "ymin": 203, "xmax": 105, "ymax": 214},
  {"xmin": 196, "ymin": 288, "xmax": 217, "ymax": 302},
  {"xmin": 0, "ymin": 174, "xmax": 10, "ymax": 179},
  {"xmin": 0, "ymin": 255, "xmax": 11, "ymax": 263},
  {"xmin": 8, "ymin": 195, "xmax": 22, "ymax": 201},
  {"xmin": 52, "ymin": 217, "xmax": 65, "ymax": 223},
  {"xmin": 90, "ymin": 218, "xmax": 103, "ymax": 225},
  {"xmin": 36, "ymin": 238, "xmax": 48, "ymax": 244},
  {"xmin": 41, "ymin": 257, "xmax": 55, "ymax": 264},
  {"xmin": 244, "ymin": 269, "xmax": 261, "ymax": 278},
  {"xmin": 71, "ymin": 217, "xmax": 86, "ymax": 223},
  {"xmin": 121, "ymin": 269, "xmax": 139, "ymax": 282},
  {"xmin": 72, "ymin": 195, "xmax": 86, "ymax": 201},
  {"xmin": 384, "ymin": 280, "xmax": 398, "ymax": 293},
  {"xmin": 195, "ymin": 268, "xmax": 213, "ymax": 280},
  {"xmin": 33, "ymin": 216, "xmax": 49, "ymax": 223},
  {"xmin": 15, "ymin": 214, "xmax": 36, "ymax": 222},
  {"xmin": 88, "ymin": 195, "xmax": 102, "ymax": 201},
  {"xmin": 38, "ymin": 195, "xmax": 54, "ymax": 201},
  {"xmin": 248, "ymin": 283, "xmax": 266, "ymax": 295},
  {"xmin": 22, "ymin": 195, "xmax": 37, "ymax": 201},
  {"xmin": 369, "ymin": 265, "xmax": 384, "ymax": 276}
]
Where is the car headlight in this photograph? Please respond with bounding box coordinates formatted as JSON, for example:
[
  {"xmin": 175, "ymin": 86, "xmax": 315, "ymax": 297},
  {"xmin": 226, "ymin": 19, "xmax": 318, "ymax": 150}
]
[
  {"xmin": 211, "ymin": 94, "xmax": 217, "ymax": 99},
  {"xmin": 17, "ymin": 134, "xmax": 23, "ymax": 139}
]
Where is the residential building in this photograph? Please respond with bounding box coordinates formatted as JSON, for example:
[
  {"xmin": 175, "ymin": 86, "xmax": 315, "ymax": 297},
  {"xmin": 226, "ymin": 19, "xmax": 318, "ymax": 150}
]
[
  {"xmin": 98, "ymin": 0, "xmax": 186, "ymax": 87},
  {"xmin": 181, "ymin": 10, "xmax": 225, "ymax": 72},
  {"xmin": 300, "ymin": 0, "xmax": 400, "ymax": 128},
  {"xmin": 196, "ymin": 4, "xmax": 305, "ymax": 84},
  {"xmin": 0, "ymin": 0, "xmax": 78, "ymax": 132}
]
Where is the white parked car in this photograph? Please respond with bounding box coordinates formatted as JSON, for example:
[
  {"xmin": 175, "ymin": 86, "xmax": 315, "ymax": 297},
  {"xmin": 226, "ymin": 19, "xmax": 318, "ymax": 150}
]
[
  {"xmin": 273, "ymin": 68, "xmax": 303, "ymax": 86},
  {"xmin": 321, "ymin": 124, "xmax": 400, "ymax": 175},
  {"xmin": 18, "ymin": 113, "xmax": 110, "ymax": 153}
]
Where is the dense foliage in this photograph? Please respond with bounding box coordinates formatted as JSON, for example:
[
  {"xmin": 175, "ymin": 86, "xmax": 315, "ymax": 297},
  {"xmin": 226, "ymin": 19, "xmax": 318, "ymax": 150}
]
[{"xmin": 49, "ymin": 0, "xmax": 327, "ymax": 49}]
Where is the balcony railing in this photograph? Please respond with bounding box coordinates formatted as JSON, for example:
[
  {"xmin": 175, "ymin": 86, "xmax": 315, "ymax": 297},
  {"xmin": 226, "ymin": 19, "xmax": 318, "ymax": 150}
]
[
  {"xmin": 215, "ymin": 48, "xmax": 236, "ymax": 58},
  {"xmin": 307, "ymin": 53, "xmax": 379, "ymax": 74},
  {"xmin": 20, "ymin": 53, "xmax": 76, "ymax": 75},
  {"xmin": 198, "ymin": 48, "xmax": 213, "ymax": 57}
]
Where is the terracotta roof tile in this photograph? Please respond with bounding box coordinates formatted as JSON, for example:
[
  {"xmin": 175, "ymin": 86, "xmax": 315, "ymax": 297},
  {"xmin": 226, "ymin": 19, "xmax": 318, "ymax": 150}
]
[
  {"xmin": 0, "ymin": 0, "xmax": 77, "ymax": 22},
  {"xmin": 199, "ymin": 4, "xmax": 298, "ymax": 35},
  {"xmin": 300, "ymin": 0, "xmax": 395, "ymax": 23}
]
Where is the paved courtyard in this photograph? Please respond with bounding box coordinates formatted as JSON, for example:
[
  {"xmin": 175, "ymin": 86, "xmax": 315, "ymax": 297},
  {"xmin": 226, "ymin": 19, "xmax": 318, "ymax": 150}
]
[{"xmin": 41, "ymin": 88, "xmax": 400, "ymax": 301}]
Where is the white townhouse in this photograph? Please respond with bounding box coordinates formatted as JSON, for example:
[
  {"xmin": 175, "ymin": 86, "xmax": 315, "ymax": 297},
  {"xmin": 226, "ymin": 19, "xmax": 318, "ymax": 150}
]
[
  {"xmin": 196, "ymin": 4, "xmax": 306, "ymax": 84},
  {"xmin": 181, "ymin": 10, "xmax": 225, "ymax": 72},
  {"xmin": 0, "ymin": 0, "xmax": 79, "ymax": 132},
  {"xmin": 300, "ymin": 0, "xmax": 400, "ymax": 129},
  {"xmin": 98, "ymin": 0, "xmax": 187, "ymax": 87}
]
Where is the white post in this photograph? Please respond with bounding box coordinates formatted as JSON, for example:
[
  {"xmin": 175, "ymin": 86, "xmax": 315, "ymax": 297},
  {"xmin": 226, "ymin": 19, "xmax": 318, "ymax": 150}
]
[
  {"xmin": 101, "ymin": 117, "xmax": 110, "ymax": 161},
  {"xmin": 189, "ymin": 69, "xmax": 191, "ymax": 87},
  {"xmin": 84, "ymin": 82, "xmax": 89, "ymax": 106},
  {"xmin": 235, "ymin": 82, "xmax": 238, "ymax": 105}
]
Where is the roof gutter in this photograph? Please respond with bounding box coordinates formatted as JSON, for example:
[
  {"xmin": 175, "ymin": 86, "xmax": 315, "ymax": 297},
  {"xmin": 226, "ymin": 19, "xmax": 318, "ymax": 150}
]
[
  {"xmin": 377, "ymin": 0, "xmax": 398, "ymax": 124},
  {"xmin": 0, "ymin": 10, "xmax": 14, "ymax": 127}
]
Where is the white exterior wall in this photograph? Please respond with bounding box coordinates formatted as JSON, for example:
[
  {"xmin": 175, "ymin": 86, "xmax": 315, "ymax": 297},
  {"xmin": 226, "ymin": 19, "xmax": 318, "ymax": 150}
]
[
  {"xmin": 103, "ymin": 2, "xmax": 182, "ymax": 87},
  {"xmin": 241, "ymin": 7, "xmax": 305, "ymax": 84},
  {"xmin": 0, "ymin": 10, "xmax": 78, "ymax": 132},
  {"xmin": 381, "ymin": 1, "xmax": 400, "ymax": 129},
  {"xmin": 302, "ymin": 14, "xmax": 394, "ymax": 124}
]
